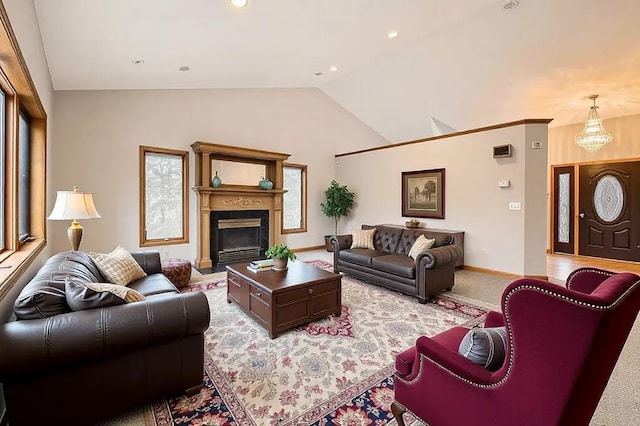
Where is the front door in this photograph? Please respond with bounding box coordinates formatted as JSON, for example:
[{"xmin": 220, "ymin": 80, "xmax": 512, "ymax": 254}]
[
  {"xmin": 553, "ymin": 166, "xmax": 575, "ymax": 254},
  {"xmin": 578, "ymin": 162, "xmax": 640, "ymax": 261}
]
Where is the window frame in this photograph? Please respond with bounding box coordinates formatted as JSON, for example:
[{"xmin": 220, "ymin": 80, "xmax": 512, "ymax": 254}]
[
  {"xmin": 0, "ymin": 4, "xmax": 48, "ymax": 299},
  {"xmin": 139, "ymin": 145, "xmax": 189, "ymax": 247},
  {"xmin": 281, "ymin": 163, "xmax": 307, "ymax": 234}
]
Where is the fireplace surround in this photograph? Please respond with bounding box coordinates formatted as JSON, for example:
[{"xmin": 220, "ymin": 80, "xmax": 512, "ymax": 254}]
[
  {"xmin": 191, "ymin": 142, "xmax": 290, "ymax": 269},
  {"xmin": 211, "ymin": 210, "xmax": 269, "ymax": 265}
]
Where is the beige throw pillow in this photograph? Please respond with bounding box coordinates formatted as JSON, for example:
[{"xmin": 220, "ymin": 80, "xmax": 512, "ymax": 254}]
[
  {"xmin": 409, "ymin": 234, "xmax": 436, "ymax": 259},
  {"xmin": 90, "ymin": 246, "xmax": 147, "ymax": 286},
  {"xmin": 350, "ymin": 228, "xmax": 376, "ymax": 250}
]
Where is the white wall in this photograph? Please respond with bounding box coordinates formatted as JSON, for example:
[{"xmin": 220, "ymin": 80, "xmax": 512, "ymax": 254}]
[
  {"xmin": 335, "ymin": 122, "xmax": 549, "ymax": 276},
  {"xmin": 51, "ymin": 88, "xmax": 389, "ymax": 260}
]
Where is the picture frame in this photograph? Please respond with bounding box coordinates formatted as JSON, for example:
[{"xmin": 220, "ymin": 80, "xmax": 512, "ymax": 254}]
[{"xmin": 402, "ymin": 168, "xmax": 445, "ymax": 219}]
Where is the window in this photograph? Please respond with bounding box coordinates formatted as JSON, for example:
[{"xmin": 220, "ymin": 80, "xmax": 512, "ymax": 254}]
[
  {"xmin": 18, "ymin": 111, "xmax": 30, "ymax": 242},
  {"xmin": 282, "ymin": 164, "xmax": 307, "ymax": 233},
  {"xmin": 139, "ymin": 146, "xmax": 189, "ymax": 246},
  {"xmin": 0, "ymin": 4, "xmax": 48, "ymax": 297}
]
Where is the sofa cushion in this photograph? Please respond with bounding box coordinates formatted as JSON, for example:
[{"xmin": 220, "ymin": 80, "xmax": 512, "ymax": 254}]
[
  {"xmin": 409, "ymin": 234, "xmax": 436, "ymax": 259},
  {"xmin": 65, "ymin": 280, "xmax": 145, "ymax": 311},
  {"xmin": 370, "ymin": 226, "xmax": 404, "ymax": 253},
  {"xmin": 128, "ymin": 274, "xmax": 180, "ymax": 296},
  {"xmin": 90, "ymin": 246, "xmax": 147, "ymax": 286},
  {"xmin": 350, "ymin": 228, "xmax": 376, "ymax": 249},
  {"xmin": 339, "ymin": 248, "xmax": 386, "ymax": 267},
  {"xmin": 458, "ymin": 326, "xmax": 507, "ymax": 372},
  {"xmin": 13, "ymin": 251, "xmax": 105, "ymax": 320},
  {"xmin": 371, "ymin": 254, "xmax": 416, "ymax": 279}
]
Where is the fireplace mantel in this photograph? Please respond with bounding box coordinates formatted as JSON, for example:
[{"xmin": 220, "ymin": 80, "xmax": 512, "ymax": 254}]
[{"xmin": 191, "ymin": 142, "xmax": 290, "ymax": 269}]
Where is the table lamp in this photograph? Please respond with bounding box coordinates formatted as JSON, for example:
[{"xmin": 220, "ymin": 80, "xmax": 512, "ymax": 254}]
[{"xmin": 48, "ymin": 186, "xmax": 101, "ymax": 251}]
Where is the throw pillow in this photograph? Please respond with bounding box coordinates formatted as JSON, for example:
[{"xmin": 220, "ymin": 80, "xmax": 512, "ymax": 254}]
[
  {"xmin": 65, "ymin": 279, "xmax": 145, "ymax": 311},
  {"xmin": 458, "ymin": 326, "xmax": 507, "ymax": 372},
  {"xmin": 350, "ymin": 228, "xmax": 376, "ymax": 250},
  {"xmin": 90, "ymin": 246, "xmax": 147, "ymax": 286},
  {"xmin": 408, "ymin": 234, "xmax": 436, "ymax": 259}
]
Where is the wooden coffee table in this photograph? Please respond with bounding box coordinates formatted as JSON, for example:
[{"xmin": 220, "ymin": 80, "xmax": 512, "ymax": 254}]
[{"xmin": 226, "ymin": 261, "xmax": 342, "ymax": 338}]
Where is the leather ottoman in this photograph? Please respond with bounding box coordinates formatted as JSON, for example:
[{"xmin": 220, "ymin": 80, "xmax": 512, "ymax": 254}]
[{"xmin": 161, "ymin": 258, "xmax": 192, "ymax": 289}]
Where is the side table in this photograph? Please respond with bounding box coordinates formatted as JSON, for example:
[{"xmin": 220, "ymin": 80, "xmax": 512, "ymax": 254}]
[{"xmin": 161, "ymin": 258, "xmax": 192, "ymax": 289}]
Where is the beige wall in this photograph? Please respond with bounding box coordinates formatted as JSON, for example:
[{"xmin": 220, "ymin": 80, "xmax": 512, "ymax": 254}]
[
  {"xmin": 51, "ymin": 88, "xmax": 389, "ymax": 260},
  {"xmin": 335, "ymin": 122, "xmax": 549, "ymax": 276},
  {"xmin": 1, "ymin": 0, "xmax": 55, "ymax": 320},
  {"xmin": 549, "ymin": 113, "xmax": 640, "ymax": 166}
]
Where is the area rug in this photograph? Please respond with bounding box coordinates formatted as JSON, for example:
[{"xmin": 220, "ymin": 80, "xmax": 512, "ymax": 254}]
[{"xmin": 150, "ymin": 262, "xmax": 489, "ymax": 425}]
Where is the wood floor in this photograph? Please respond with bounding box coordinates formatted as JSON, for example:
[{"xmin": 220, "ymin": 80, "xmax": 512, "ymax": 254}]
[{"xmin": 548, "ymin": 253, "xmax": 640, "ymax": 282}]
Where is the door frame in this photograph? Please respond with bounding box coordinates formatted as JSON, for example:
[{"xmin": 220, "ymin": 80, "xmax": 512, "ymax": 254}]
[{"xmin": 550, "ymin": 157, "xmax": 640, "ymax": 257}]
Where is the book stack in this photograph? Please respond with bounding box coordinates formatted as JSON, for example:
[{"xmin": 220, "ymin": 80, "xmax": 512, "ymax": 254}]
[{"xmin": 247, "ymin": 259, "xmax": 274, "ymax": 273}]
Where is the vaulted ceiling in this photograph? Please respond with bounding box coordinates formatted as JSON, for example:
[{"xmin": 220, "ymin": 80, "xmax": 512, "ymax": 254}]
[{"xmin": 33, "ymin": 0, "xmax": 640, "ymax": 142}]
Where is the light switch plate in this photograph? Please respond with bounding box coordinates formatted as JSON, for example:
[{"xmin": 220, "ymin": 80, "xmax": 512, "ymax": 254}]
[
  {"xmin": 531, "ymin": 141, "xmax": 543, "ymax": 149},
  {"xmin": 509, "ymin": 202, "xmax": 522, "ymax": 210},
  {"xmin": 499, "ymin": 179, "xmax": 510, "ymax": 188}
]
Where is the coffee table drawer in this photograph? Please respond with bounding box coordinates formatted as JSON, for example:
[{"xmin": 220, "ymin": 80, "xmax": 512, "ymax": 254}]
[
  {"xmin": 227, "ymin": 271, "xmax": 250, "ymax": 309},
  {"xmin": 250, "ymin": 287, "xmax": 272, "ymax": 326}
]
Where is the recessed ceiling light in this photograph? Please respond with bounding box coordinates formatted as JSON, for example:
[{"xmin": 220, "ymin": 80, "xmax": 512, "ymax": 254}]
[
  {"xmin": 230, "ymin": 0, "xmax": 248, "ymax": 7},
  {"xmin": 132, "ymin": 59, "xmax": 144, "ymax": 65},
  {"xmin": 330, "ymin": 66, "xmax": 338, "ymax": 72},
  {"xmin": 179, "ymin": 66, "xmax": 191, "ymax": 72},
  {"xmin": 387, "ymin": 31, "xmax": 399, "ymax": 38},
  {"xmin": 315, "ymin": 72, "xmax": 323, "ymax": 76}
]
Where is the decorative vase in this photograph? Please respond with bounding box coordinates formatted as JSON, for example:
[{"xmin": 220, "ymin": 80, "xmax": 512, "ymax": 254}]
[
  {"xmin": 259, "ymin": 176, "xmax": 273, "ymax": 190},
  {"xmin": 212, "ymin": 171, "xmax": 221, "ymax": 188},
  {"xmin": 272, "ymin": 258, "xmax": 288, "ymax": 271}
]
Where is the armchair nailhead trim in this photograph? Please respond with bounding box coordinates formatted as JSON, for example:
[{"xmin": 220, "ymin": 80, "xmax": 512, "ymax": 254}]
[
  {"xmin": 396, "ymin": 278, "xmax": 640, "ymax": 389},
  {"xmin": 566, "ymin": 268, "xmax": 614, "ymax": 290}
]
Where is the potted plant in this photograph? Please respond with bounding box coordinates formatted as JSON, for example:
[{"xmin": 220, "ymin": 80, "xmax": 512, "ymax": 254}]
[
  {"xmin": 320, "ymin": 180, "xmax": 356, "ymax": 251},
  {"xmin": 265, "ymin": 243, "xmax": 296, "ymax": 271}
]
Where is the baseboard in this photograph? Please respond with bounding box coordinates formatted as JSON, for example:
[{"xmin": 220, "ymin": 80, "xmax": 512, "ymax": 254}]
[
  {"xmin": 293, "ymin": 245, "xmax": 325, "ymax": 253},
  {"xmin": 464, "ymin": 265, "xmax": 548, "ymax": 281}
]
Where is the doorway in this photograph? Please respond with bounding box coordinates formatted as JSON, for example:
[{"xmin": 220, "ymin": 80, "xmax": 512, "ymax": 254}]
[{"xmin": 552, "ymin": 160, "xmax": 640, "ymax": 262}]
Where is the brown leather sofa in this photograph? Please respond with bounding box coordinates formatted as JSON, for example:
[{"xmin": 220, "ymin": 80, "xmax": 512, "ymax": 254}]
[
  {"xmin": 0, "ymin": 250, "xmax": 210, "ymax": 426},
  {"xmin": 331, "ymin": 225, "xmax": 464, "ymax": 303}
]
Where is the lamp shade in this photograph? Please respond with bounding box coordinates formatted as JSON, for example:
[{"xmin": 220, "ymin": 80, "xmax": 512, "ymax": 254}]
[{"xmin": 48, "ymin": 190, "xmax": 101, "ymax": 220}]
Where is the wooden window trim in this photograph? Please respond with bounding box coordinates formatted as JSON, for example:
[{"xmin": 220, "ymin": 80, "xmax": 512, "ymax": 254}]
[
  {"xmin": 282, "ymin": 163, "xmax": 307, "ymax": 234},
  {"xmin": 139, "ymin": 146, "xmax": 189, "ymax": 247},
  {"xmin": 0, "ymin": 4, "xmax": 47, "ymax": 299}
]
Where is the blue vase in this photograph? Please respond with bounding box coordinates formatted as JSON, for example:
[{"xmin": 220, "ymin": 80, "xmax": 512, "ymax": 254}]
[
  {"xmin": 259, "ymin": 176, "xmax": 273, "ymax": 190},
  {"xmin": 212, "ymin": 171, "xmax": 221, "ymax": 188}
]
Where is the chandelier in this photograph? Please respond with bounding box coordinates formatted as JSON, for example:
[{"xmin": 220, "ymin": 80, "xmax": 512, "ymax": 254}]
[{"xmin": 574, "ymin": 95, "xmax": 613, "ymax": 153}]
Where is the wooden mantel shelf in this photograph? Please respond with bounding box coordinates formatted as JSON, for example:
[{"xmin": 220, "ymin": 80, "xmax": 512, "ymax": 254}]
[
  {"xmin": 191, "ymin": 142, "xmax": 291, "ymax": 269},
  {"xmin": 192, "ymin": 186, "xmax": 287, "ymax": 195}
]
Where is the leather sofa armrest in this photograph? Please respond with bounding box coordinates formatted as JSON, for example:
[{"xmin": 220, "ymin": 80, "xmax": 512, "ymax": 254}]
[
  {"xmin": 330, "ymin": 234, "xmax": 352, "ymax": 251},
  {"xmin": 131, "ymin": 250, "xmax": 162, "ymax": 274},
  {"xmin": 0, "ymin": 291, "xmax": 209, "ymax": 379},
  {"xmin": 416, "ymin": 244, "xmax": 463, "ymax": 269}
]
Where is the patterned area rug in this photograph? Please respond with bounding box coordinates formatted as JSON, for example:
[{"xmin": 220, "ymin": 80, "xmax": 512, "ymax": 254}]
[{"xmin": 153, "ymin": 260, "xmax": 489, "ymax": 425}]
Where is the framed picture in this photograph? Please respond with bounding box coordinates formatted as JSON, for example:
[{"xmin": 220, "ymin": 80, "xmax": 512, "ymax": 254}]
[{"xmin": 402, "ymin": 168, "xmax": 445, "ymax": 219}]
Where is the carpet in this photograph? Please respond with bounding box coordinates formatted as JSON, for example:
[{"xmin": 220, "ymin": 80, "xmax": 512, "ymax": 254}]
[{"xmin": 149, "ymin": 260, "xmax": 489, "ymax": 425}]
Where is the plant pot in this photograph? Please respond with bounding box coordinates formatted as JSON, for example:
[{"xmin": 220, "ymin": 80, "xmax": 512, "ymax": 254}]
[
  {"xmin": 273, "ymin": 258, "xmax": 288, "ymax": 271},
  {"xmin": 324, "ymin": 235, "xmax": 334, "ymax": 252}
]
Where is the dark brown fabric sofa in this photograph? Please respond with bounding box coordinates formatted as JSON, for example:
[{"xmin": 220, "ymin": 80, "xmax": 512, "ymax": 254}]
[
  {"xmin": 0, "ymin": 250, "xmax": 210, "ymax": 426},
  {"xmin": 331, "ymin": 225, "xmax": 464, "ymax": 303}
]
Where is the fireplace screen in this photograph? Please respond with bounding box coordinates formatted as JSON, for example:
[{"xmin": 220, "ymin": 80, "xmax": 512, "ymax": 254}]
[{"xmin": 211, "ymin": 210, "xmax": 269, "ymax": 265}]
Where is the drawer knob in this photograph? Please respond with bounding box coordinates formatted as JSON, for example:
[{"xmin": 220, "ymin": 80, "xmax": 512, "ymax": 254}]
[
  {"xmin": 308, "ymin": 288, "xmax": 313, "ymax": 294},
  {"xmin": 256, "ymin": 292, "xmax": 262, "ymax": 297}
]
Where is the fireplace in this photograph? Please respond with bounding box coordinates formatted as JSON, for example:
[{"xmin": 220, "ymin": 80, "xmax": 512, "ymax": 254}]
[{"xmin": 211, "ymin": 210, "xmax": 269, "ymax": 265}]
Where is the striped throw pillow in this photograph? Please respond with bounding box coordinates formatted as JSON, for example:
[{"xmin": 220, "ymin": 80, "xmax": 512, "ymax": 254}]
[
  {"xmin": 90, "ymin": 246, "xmax": 147, "ymax": 286},
  {"xmin": 350, "ymin": 228, "xmax": 376, "ymax": 250},
  {"xmin": 458, "ymin": 326, "xmax": 507, "ymax": 372}
]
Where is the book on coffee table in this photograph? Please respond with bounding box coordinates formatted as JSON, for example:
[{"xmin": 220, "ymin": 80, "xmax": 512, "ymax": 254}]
[{"xmin": 247, "ymin": 265, "xmax": 272, "ymax": 273}]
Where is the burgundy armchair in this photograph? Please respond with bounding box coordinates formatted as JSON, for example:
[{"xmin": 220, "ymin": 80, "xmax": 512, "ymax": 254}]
[{"xmin": 392, "ymin": 268, "xmax": 640, "ymax": 426}]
